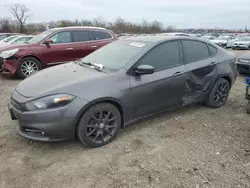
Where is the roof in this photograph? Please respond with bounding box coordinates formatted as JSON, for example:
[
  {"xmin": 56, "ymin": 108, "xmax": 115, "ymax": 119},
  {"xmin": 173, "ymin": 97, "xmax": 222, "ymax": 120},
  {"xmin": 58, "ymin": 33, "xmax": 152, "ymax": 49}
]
[
  {"xmin": 50, "ymin": 26, "xmax": 106, "ymax": 31},
  {"xmin": 123, "ymin": 36, "xmax": 192, "ymax": 43}
]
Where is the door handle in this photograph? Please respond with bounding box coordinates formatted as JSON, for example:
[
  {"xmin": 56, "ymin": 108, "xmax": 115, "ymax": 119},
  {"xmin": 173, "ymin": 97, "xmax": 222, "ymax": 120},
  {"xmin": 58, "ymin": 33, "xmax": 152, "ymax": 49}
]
[
  {"xmin": 66, "ymin": 47, "xmax": 74, "ymax": 50},
  {"xmin": 173, "ymin": 71, "xmax": 184, "ymax": 76},
  {"xmin": 91, "ymin": 45, "xmax": 98, "ymax": 48},
  {"xmin": 210, "ymin": 62, "xmax": 216, "ymax": 65}
]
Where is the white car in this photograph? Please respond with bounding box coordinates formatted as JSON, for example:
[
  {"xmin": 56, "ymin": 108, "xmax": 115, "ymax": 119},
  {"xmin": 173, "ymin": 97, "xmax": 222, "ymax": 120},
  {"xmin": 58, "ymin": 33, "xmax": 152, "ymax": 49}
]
[
  {"xmin": 210, "ymin": 36, "xmax": 236, "ymax": 48},
  {"xmin": 0, "ymin": 35, "xmax": 34, "ymax": 47},
  {"xmin": 202, "ymin": 36, "xmax": 216, "ymax": 42},
  {"xmin": 160, "ymin": 32, "xmax": 191, "ymax": 37},
  {"xmin": 232, "ymin": 37, "xmax": 250, "ymax": 50}
]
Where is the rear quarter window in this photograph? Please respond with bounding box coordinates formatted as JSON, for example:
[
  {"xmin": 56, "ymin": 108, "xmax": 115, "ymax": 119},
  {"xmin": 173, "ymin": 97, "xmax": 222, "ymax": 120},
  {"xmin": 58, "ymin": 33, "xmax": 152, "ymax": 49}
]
[
  {"xmin": 91, "ymin": 31, "xmax": 112, "ymax": 40},
  {"xmin": 182, "ymin": 40, "xmax": 210, "ymax": 64},
  {"xmin": 208, "ymin": 44, "xmax": 217, "ymax": 56}
]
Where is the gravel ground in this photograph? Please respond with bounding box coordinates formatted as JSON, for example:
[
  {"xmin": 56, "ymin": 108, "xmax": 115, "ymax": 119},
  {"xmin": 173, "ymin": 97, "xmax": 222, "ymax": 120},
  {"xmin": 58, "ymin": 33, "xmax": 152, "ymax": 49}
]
[{"xmin": 0, "ymin": 50, "xmax": 250, "ymax": 188}]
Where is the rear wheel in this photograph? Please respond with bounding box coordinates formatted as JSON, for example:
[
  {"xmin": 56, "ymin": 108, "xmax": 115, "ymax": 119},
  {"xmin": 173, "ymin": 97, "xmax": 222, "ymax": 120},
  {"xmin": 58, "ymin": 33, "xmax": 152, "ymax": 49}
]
[
  {"xmin": 16, "ymin": 57, "xmax": 42, "ymax": 79},
  {"xmin": 205, "ymin": 78, "xmax": 230, "ymax": 108},
  {"xmin": 77, "ymin": 102, "xmax": 121, "ymax": 148}
]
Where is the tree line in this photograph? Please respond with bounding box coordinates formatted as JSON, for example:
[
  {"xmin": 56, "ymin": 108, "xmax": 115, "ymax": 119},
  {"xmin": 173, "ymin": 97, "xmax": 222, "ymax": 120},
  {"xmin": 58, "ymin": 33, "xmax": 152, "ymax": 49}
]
[
  {"xmin": 0, "ymin": 4, "xmax": 175, "ymax": 34},
  {"xmin": 0, "ymin": 4, "xmax": 247, "ymax": 35}
]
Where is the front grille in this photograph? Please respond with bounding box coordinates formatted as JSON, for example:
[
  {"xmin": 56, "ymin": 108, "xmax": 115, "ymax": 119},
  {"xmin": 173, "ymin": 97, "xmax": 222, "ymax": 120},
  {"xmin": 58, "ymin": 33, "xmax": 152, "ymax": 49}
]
[{"xmin": 10, "ymin": 99, "xmax": 22, "ymax": 111}]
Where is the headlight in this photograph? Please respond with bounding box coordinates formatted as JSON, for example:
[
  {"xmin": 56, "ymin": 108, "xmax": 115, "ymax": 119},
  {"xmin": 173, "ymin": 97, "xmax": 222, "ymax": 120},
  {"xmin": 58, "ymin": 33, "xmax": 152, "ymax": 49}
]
[
  {"xmin": 25, "ymin": 94, "xmax": 75, "ymax": 111},
  {"xmin": 238, "ymin": 59, "xmax": 250, "ymax": 63},
  {"xmin": 0, "ymin": 48, "xmax": 19, "ymax": 59}
]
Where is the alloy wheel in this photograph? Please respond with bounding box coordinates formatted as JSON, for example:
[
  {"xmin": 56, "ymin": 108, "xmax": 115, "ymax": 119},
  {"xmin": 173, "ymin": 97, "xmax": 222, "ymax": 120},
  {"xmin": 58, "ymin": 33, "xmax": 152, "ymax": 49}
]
[
  {"xmin": 86, "ymin": 109, "xmax": 118, "ymax": 144},
  {"xmin": 213, "ymin": 83, "xmax": 229, "ymax": 106},
  {"xmin": 21, "ymin": 61, "xmax": 39, "ymax": 77}
]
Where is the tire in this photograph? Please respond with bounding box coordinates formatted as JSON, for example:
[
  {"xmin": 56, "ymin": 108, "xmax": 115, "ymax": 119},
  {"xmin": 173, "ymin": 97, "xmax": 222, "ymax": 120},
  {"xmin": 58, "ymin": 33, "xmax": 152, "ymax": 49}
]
[
  {"xmin": 246, "ymin": 101, "xmax": 250, "ymax": 114},
  {"xmin": 16, "ymin": 57, "xmax": 42, "ymax": 79},
  {"xmin": 205, "ymin": 78, "xmax": 230, "ymax": 108},
  {"xmin": 77, "ymin": 102, "xmax": 121, "ymax": 148}
]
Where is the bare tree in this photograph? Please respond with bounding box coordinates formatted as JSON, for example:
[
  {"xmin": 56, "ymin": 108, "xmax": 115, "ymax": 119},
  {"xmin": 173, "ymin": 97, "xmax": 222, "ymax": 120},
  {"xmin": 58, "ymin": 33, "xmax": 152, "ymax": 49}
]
[
  {"xmin": 0, "ymin": 18, "xmax": 12, "ymax": 32},
  {"xmin": 7, "ymin": 4, "xmax": 32, "ymax": 33}
]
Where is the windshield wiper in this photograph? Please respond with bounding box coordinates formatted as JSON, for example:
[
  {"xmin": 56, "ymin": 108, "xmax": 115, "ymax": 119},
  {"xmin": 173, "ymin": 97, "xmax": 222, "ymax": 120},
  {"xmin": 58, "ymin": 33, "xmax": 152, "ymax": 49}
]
[{"xmin": 76, "ymin": 61, "xmax": 105, "ymax": 72}]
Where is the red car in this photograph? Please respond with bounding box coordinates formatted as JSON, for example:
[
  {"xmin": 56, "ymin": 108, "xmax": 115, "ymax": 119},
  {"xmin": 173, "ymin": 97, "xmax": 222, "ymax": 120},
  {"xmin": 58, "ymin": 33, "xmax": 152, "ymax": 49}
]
[{"xmin": 0, "ymin": 27, "xmax": 117, "ymax": 78}]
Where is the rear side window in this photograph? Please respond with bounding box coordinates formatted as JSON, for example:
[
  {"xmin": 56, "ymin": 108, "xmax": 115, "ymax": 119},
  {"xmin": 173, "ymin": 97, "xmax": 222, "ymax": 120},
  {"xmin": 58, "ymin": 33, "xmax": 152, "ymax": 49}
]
[
  {"xmin": 208, "ymin": 45, "xmax": 217, "ymax": 56},
  {"xmin": 72, "ymin": 30, "xmax": 90, "ymax": 42},
  {"xmin": 137, "ymin": 41, "xmax": 180, "ymax": 71},
  {"xmin": 182, "ymin": 40, "xmax": 210, "ymax": 63},
  {"xmin": 91, "ymin": 31, "xmax": 112, "ymax": 40}
]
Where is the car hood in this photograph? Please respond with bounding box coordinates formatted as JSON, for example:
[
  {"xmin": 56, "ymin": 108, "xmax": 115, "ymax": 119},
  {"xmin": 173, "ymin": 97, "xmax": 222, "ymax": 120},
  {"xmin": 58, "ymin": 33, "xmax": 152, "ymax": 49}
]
[
  {"xmin": 211, "ymin": 40, "xmax": 227, "ymax": 43},
  {"xmin": 239, "ymin": 52, "xmax": 250, "ymax": 60},
  {"xmin": 234, "ymin": 41, "xmax": 250, "ymax": 44},
  {"xmin": 0, "ymin": 43, "xmax": 36, "ymax": 52},
  {"xmin": 15, "ymin": 62, "xmax": 106, "ymax": 98}
]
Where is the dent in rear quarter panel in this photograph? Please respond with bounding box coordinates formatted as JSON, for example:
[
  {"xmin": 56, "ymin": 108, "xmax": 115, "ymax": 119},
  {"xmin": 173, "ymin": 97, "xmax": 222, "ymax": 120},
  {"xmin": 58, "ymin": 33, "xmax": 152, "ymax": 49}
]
[{"xmin": 216, "ymin": 50, "xmax": 237, "ymax": 85}]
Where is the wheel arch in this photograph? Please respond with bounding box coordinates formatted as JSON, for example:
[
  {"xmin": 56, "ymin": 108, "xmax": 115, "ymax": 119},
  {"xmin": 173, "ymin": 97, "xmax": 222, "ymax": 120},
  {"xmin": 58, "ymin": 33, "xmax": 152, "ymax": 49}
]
[
  {"xmin": 219, "ymin": 75, "xmax": 232, "ymax": 88},
  {"xmin": 74, "ymin": 97, "xmax": 125, "ymax": 137},
  {"xmin": 20, "ymin": 55, "xmax": 43, "ymax": 68}
]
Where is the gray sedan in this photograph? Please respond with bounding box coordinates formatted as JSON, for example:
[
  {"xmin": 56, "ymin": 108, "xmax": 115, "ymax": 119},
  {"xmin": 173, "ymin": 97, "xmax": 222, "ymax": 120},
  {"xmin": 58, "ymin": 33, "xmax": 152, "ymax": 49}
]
[
  {"xmin": 236, "ymin": 51, "xmax": 250, "ymax": 74},
  {"xmin": 9, "ymin": 36, "xmax": 237, "ymax": 147}
]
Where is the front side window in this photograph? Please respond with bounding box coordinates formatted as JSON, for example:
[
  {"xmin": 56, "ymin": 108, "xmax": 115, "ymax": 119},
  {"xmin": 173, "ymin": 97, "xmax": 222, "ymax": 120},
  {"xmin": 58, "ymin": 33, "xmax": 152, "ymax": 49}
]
[
  {"xmin": 91, "ymin": 31, "xmax": 112, "ymax": 40},
  {"xmin": 72, "ymin": 30, "xmax": 90, "ymax": 42},
  {"xmin": 182, "ymin": 40, "xmax": 210, "ymax": 64},
  {"xmin": 49, "ymin": 31, "xmax": 72, "ymax": 44},
  {"xmin": 137, "ymin": 41, "xmax": 180, "ymax": 71}
]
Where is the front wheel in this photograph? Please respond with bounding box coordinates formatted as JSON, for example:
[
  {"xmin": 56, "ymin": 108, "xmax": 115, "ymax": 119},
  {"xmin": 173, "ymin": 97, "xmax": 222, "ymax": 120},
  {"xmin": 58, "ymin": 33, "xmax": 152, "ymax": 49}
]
[
  {"xmin": 246, "ymin": 101, "xmax": 250, "ymax": 114},
  {"xmin": 77, "ymin": 102, "xmax": 121, "ymax": 147},
  {"xmin": 205, "ymin": 78, "xmax": 230, "ymax": 108},
  {"xmin": 16, "ymin": 57, "xmax": 42, "ymax": 79}
]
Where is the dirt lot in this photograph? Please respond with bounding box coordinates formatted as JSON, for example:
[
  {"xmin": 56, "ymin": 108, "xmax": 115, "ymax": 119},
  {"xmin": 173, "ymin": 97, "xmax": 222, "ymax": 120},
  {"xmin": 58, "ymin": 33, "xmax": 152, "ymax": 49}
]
[{"xmin": 1, "ymin": 50, "xmax": 250, "ymax": 188}]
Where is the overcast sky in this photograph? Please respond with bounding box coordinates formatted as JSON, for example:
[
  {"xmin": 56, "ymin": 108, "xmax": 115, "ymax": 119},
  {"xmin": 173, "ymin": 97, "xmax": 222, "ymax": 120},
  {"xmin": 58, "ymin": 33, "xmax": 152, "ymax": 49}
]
[{"xmin": 0, "ymin": 0, "xmax": 249, "ymax": 29}]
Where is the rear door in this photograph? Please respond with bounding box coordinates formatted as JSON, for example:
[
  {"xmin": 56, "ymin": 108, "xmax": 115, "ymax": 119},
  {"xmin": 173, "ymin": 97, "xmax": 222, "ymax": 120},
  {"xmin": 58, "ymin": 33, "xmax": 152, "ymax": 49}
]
[
  {"xmin": 129, "ymin": 40, "xmax": 186, "ymax": 119},
  {"xmin": 89, "ymin": 30, "xmax": 114, "ymax": 53},
  {"xmin": 181, "ymin": 40, "xmax": 218, "ymax": 105},
  {"xmin": 42, "ymin": 31, "xmax": 75, "ymax": 66},
  {"xmin": 71, "ymin": 30, "xmax": 93, "ymax": 59}
]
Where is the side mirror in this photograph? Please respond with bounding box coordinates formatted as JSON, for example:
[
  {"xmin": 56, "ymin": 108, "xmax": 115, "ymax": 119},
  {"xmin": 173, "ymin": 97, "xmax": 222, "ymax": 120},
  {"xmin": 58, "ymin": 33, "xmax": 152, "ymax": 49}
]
[
  {"xmin": 44, "ymin": 39, "xmax": 53, "ymax": 46},
  {"xmin": 135, "ymin": 65, "xmax": 154, "ymax": 75}
]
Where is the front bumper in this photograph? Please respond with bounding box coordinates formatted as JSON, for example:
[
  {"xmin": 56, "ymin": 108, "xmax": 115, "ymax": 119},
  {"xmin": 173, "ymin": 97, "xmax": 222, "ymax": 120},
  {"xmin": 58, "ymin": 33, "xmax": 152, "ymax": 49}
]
[
  {"xmin": 236, "ymin": 62, "xmax": 250, "ymax": 74},
  {"xmin": 9, "ymin": 91, "xmax": 89, "ymax": 142},
  {"xmin": 232, "ymin": 45, "xmax": 249, "ymax": 49},
  {"xmin": 1, "ymin": 59, "xmax": 20, "ymax": 75}
]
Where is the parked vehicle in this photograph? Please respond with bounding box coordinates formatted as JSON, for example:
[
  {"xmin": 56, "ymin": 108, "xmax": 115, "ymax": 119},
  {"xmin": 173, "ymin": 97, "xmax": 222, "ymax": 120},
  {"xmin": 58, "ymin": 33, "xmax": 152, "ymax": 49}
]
[
  {"xmin": 202, "ymin": 36, "xmax": 216, "ymax": 42},
  {"xmin": 236, "ymin": 51, "xmax": 250, "ymax": 74},
  {"xmin": 0, "ymin": 33, "xmax": 21, "ymax": 41},
  {"xmin": 161, "ymin": 32, "xmax": 191, "ymax": 37},
  {"xmin": 232, "ymin": 37, "xmax": 250, "ymax": 50},
  {"xmin": 0, "ymin": 35, "xmax": 34, "ymax": 47},
  {"xmin": 210, "ymin": 36, "xmax": 236, "ymax": 48},
  {"xmin": 9, "ymin": 36, "xmax": 237, "ymax": 147},
  {"xmin": 0, "ymin": 27, "xmax": 117, "ymax": 78},
  {"xmin": 203, "ymin": 33, "xmax": 220, "ymax": 38},
  {"xmin": 0, "ymin": 35, "xmax": 20, "ymax": 43}
]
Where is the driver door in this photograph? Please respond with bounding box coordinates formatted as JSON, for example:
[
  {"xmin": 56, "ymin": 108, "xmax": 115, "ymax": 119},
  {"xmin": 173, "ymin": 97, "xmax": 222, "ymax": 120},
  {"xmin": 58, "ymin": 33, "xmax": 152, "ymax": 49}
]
[{"xmin": 129, "ymin": 40, "xmax": 186, "ymax": 119}]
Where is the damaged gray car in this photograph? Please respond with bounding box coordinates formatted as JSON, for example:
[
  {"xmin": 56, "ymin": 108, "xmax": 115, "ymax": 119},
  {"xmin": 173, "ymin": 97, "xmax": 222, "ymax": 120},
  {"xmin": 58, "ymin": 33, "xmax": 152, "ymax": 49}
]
[{"xmin": 9, "ymin": 36, "xmax": 237, "ymax": 147}]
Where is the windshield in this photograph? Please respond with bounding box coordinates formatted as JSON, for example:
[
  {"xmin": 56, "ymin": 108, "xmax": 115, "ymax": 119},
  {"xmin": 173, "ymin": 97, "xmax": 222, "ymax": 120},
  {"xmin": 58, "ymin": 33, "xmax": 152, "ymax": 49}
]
[
  {"xmin": 27, "ymin": 30, "xmax": 54, "ymax": 44},
  {"xmin": 217, "ymin": 36, "xmax": 228, "ymax": 40},
  {"xmin": 80, "ymin": 40, "xmax": 148, "ymax": 72},
  {"xmin": 238, "ymin": 37, "xmax": 250, "ymax": 41}
]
